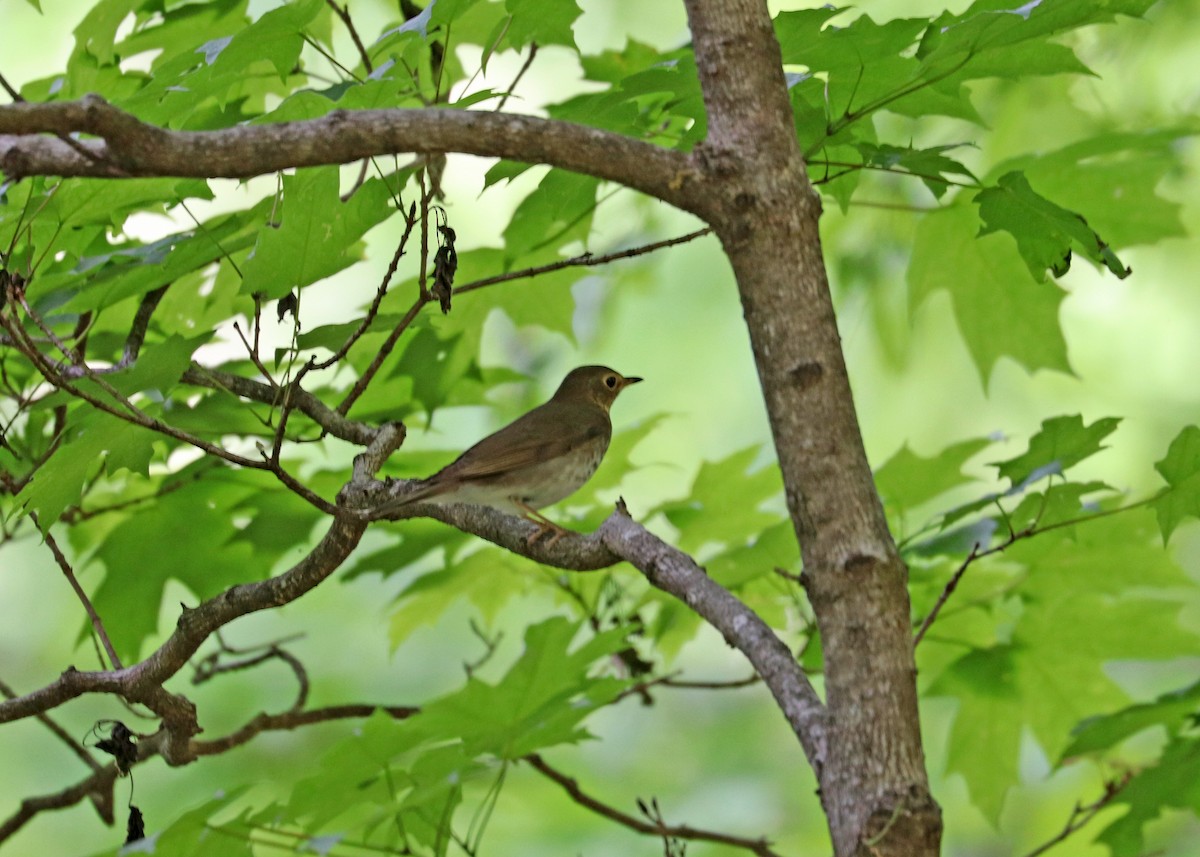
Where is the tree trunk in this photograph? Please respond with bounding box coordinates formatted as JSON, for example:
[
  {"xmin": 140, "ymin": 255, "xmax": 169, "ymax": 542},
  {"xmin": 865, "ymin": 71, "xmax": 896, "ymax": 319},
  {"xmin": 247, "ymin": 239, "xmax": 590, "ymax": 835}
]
[{"xmin": 685, "ymin": 0, "xmax": 942, "ymax": 852}]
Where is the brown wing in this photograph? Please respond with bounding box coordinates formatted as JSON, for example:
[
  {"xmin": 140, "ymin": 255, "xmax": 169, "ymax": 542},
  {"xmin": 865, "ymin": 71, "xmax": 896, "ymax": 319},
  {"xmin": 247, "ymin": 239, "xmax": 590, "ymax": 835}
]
[{"xmin": 432, "ymin": 400, "xmax": 611, "ymax": 483}]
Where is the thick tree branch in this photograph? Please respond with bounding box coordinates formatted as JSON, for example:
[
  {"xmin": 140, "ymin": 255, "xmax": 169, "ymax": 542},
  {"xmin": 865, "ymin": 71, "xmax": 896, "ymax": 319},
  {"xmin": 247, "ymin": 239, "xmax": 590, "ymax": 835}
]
[
  {"xmin": 347, "ymin": 479, "xmax": 829, "ymax": 769},
  {"xmin": 0, "ymin": 701, "xmax": 420, "ymax": 845},
  {"xmin": 0, "ymin": 426, "xmax": 404, "ymax": 744},
  {"xmin": 0, "ymin": 96, "xmax": 701, "ymax": 212},
  {"xmin": 597, "ymin": 506, "xmax": 828, "ymax": 772}
]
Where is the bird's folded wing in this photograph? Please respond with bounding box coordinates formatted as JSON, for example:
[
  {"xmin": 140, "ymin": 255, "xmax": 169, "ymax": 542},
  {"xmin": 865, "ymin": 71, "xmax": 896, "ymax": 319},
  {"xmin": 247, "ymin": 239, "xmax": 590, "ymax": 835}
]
[
  {"xmin": 435, "ymin": 403, "xmax": 609, "ymax": 481},
  {"xmin": 442, "ymin": 424, "xmax": 607, "ymax": 481}
]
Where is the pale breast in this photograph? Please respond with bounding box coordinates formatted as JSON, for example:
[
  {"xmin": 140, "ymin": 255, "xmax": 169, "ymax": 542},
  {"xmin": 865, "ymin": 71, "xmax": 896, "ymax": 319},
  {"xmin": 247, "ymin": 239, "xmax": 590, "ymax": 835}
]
[{"xmin": 514, "ymin": 440, "xmax": 607, "ymax": 509}]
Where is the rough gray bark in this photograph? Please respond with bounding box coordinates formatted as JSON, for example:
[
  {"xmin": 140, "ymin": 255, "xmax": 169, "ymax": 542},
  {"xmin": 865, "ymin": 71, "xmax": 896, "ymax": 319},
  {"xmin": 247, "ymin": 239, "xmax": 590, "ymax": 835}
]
[
  {"xmin": 0, "ymin": 0, "xmax": 941, "ymax": 853},
  {"xmin": 681, "ymin": 1, "xmax": 941, "ymax": 853}
]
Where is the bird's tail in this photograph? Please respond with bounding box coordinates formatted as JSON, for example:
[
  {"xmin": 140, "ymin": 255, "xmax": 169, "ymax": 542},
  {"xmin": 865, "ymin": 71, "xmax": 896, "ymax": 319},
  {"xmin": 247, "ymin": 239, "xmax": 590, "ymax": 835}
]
[{"xmin": 377, "ymin": 480, "xmax": 441, "ymax": 515}]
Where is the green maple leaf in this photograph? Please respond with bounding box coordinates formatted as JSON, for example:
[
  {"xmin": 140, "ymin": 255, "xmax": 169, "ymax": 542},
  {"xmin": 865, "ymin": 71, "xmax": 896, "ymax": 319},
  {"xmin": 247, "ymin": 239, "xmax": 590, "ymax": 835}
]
[{"xmin": 975, "ymin": 171, "xmax": 1130, "ymax": 282}]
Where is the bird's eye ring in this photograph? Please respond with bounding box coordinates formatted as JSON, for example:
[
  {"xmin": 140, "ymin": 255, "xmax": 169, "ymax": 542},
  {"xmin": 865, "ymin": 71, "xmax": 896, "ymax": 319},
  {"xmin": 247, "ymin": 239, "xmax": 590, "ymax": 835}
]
[{"xmin": 605, "ymin": 375, "xmax": 618, "ymax": 389}]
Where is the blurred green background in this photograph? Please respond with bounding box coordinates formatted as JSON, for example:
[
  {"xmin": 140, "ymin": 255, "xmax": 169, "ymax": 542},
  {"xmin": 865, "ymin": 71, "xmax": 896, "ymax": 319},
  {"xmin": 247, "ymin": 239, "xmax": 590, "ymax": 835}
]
[{"xmin": 2, "ymin": 0, "xmax": 1199, "ymax": 855}]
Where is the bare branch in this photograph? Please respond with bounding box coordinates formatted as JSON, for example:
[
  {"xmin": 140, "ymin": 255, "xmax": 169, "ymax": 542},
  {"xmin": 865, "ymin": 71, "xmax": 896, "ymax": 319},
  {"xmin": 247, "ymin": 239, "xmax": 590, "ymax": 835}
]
[
  {"xmin": 192, "ymin": 702, "xmax": 419, "ymax": 756},
  {"xmin": 526, "ymin": 753, "xmax": 785, "ymax": 857},
  {"xmin": 121, "ymin": 285, "xmax": 168, "ymax": 367},
  {"xmin": 2, "ymin": 306, "xmax": 265, "ymax": 471},
  {"xmin": 912, "ymin": 497, "xmax": 1156, "ymax": 647},
  {"xmin": 336, "ymin": 295, "xmax": 424, "ymax": 415},
  {"xmin": 0, "ymin": 701, "xmax": 420, "ymax": 844},
  {"xmin": 231, "ymin": 320, "xmax": 276, "ymax": 388},
  {"xmin": 350, "ymin": 479, "xmax": 828, "ymax": 770},
  {"xmin": 1019, "ymin": 774, "xmax": 1133, "ymax": 857},
  {"xmin": 0, "ymin": 676, "xmax": 102, "ymax": 775},
  {"xmin": 0, "ymin": 425, "xmax": 404, "ymax": 740},
  {"xmin": 598, "ymin": 504, "xmax": 828, "ymax": 772},
  {"xmin": 191, "ymin": 632, "xmax": 311, "ymax": 710},
  {"xmin": 30, "ymin": 514, "xmax": 123, "ymax": 669},
  {"xmin": 614, "ymin": 671, "xmax": 761, "ymax": 703},
  {"xmin": 325, "ymin": 1, "xmax": 374, "ymax": 74},
  {"xmin": 912, "ymin": 544, "xmax": 979, "ymax": 648},
  {"xmin": 0, "ymin": 96, "xmax": 700, "ymax": 212},
  {"xmin": 453, "ymin": 227, "xmax": 713, "ymax": 297},
  {"xmin": 313, "ymin": 200, "xmax": 418, "ymax": 371},
  {"xmin": 495, "ymin": 43, "xmax": 538, "ymax": 112},
  {"xmin": 0, "ymin": 765, "xmax": 117, "ymax": 843},
  {"xmin": 180, "ymin": 363, "xmax": 384, "ymax": 446}
]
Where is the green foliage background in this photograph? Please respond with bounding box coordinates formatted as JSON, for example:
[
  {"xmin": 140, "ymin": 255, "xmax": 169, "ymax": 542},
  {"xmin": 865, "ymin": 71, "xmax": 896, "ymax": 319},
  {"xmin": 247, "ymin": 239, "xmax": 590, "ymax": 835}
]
[{"xmin": 2, "ymin": 0, "xmax": 1200, "ymax": 855}]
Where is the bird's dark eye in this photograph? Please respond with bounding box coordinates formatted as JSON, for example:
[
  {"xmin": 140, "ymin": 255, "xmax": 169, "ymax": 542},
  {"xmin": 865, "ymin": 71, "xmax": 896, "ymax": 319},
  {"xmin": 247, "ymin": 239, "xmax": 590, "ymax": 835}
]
[{"xmin": 605, "ymin": 375, "xmax": 618, "ymax": 389}]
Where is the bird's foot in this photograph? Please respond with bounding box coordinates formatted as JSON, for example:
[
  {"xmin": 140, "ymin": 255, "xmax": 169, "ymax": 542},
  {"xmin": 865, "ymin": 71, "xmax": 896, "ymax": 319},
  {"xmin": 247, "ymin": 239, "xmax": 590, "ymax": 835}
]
[
  {"xmin": 526, "ymin": 520, "xmax": 571, "ymax": 548},
  {"xmin": 514, "ymin": 499, "xmax": 572, "ymax": 548}
]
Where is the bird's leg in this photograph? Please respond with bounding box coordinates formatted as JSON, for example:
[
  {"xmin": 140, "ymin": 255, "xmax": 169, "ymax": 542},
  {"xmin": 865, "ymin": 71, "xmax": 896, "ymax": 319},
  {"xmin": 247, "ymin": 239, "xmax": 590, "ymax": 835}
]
[{"xmin": 511, "ymin": 499, "xmax": 572, "ymax": 547}]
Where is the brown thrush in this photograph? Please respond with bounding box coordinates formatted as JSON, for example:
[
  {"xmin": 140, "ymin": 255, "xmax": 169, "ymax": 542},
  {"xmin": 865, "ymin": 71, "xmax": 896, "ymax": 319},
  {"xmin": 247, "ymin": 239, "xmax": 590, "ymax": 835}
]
[{"xmin": 383, "ymin": 365, "xmax": 642, "ymax": 543}]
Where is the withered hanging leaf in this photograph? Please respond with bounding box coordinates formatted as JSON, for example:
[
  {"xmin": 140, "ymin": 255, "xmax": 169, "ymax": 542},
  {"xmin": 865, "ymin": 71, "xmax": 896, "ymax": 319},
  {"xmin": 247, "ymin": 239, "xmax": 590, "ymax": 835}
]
[
  {"xmin": 431, "ymin": 224, "xmax": 458, "ymax": 314},
  {"xmin": 276, "ymin": 290, "xmax": 299, "ymax": 323},
  {"xmin": 125, "ymin": 805, "xmax": 145, "ymax": 844},
  {"xmin": 92, "ymin": 720, "xmax": 138, "ymax": 774}
]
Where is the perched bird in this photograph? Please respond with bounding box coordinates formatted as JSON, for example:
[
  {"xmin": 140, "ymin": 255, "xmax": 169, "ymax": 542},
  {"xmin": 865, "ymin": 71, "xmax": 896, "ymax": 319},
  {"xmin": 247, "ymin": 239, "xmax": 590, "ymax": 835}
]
[{"xmin": 382, "ymin": 365, "xmax": 642, "ymax": 544}]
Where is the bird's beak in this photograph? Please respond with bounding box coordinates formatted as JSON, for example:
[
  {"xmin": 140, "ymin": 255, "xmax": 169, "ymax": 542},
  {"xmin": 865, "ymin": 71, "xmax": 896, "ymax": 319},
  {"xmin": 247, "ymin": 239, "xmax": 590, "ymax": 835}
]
[{"xmin": 622, "ymin": 376, "xmax": 643, "ymax": 387}]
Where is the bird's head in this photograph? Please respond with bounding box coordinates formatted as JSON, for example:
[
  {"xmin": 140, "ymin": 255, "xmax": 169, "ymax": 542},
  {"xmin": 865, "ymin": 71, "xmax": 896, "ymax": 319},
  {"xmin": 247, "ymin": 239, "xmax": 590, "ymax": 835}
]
[{"xmin": 552, "ymin": 365, "xmax": 643, "ymax": 411}]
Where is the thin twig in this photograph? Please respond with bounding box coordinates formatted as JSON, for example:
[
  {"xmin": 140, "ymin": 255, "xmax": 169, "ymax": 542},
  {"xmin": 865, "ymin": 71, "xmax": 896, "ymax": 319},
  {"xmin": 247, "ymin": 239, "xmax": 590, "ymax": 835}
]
[
  {"xmin": 191, "ymin": 703, "xmax": 420, "ymax": 757},
  {"xmin": 232, "ymin": 320, "xmax": 276, "ymax": 387},
  {"xmin": 191, "ymin": 631, "xmax": 310, "ymax": 710},
  {"xmin": 299, "ymin": 32, "xmax": 362, "ymax": 84},
  {"xmin": 417, "ymin": 168, "xmax": 432, "ymax": 299},
  {"xmin": 454, "ymin": 227, "xmax": 713, "ymax": 296},
  {"xmin": 2, "ymin": 308, "xmax": 336, "ymax": 513},
  {"xmin": 525, "ymin": 754, "xmax": 784, "ymax": 857},
  {"xmin": 0, "ymin": 700, "xmax": 418, "ymax": 844},
  {"xmin": 614, "ymin": 672, "xmax": 761, "ymax": 703},
  {"xmin": 0, "ymin": 676, "xmax": 102, "ymax": 774},
  {"xmin": 0, "ymin": 765, "xmax": 118, "ymax": 843},
  {"xmin": 341, "ymin": 156, "xmax": 371, "ymax": 201},
  {"xmin": 30, "ymin": 514, "xmax": 123, "ymax": 669},
  {"xmin": 313, "ymin": 199, "xmax": 418, "ymax": 371},
  {"xmin": 913, "ymin": 497, "xmax": 1157, "ymax": 647},
  {"xmin": 335, "ymin": 295, "xmax": 426, "ymax": 415},
  {"xmin": 810, "ymin": 159, "xmax": 979, "ymax": 190},
  {"xmin": 334, "ymin": 227, "xmax": 714, "ymax": 416},
  {"xmin": 1019, "ymin": 774, "xmax": 1134, "ymax": 857},
  {"xmin": 494, "ymin": 43, "xmax": 538, "ymax": 112},
  {"xmin": 325, "ymin": 0, "xmax": 374, "ymax": 73},
  {"xmin": 0, "ymin": 71, "xmax": 18, "ymax": 101},
  {"xmin": 912, "ymin": 544, "xmax": 979, "ymax": 648},
  {"xmin": 60, "ymin": 462, "xmax": 218, "ymax": 523},
  {"xmin": 121, "ymin": 285, "xmax": 168, "ymax": 366},
  {"xmin": 2, "ymin": 308, "xmax": 262, "ymax": 469}
]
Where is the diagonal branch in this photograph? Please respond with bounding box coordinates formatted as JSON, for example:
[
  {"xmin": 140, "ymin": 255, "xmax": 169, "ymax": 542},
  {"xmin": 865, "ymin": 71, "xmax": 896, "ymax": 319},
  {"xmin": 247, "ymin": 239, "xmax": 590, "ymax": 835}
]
[
  {"xmin": 0, "ymin": 96, "xmax": 701, "ymax": 212},
  {"xmin": 526, "ymin": 753, "xmax": 785, "ymax": 857},
  {"xmin": 353, "ymin": 480, "xmax": 828, "ymax": 771},
  {"xmin": 31, "ymin": 514, "xmax": 123, "ymax": 669},
  {"xmin": 0, "ymin": 765, "xmax": 118, "ymax": 843},
  {"xmin": 324, "ymin": 1, "xmax": 374, "ymax": 74},
  {"xmin": 180, "ymin": 364, "xmax": 383, "ymax": 446},
  {"xmin": 453, "ymin": 227, "xmax": 713, "ymax": 297},
  {"xmin": 598, "ymin": 504, "xmax": 828, "ymax": 772},
  {"xmin": 0, "ymin": 426, "xmax": 404, "ymax": 744}
]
